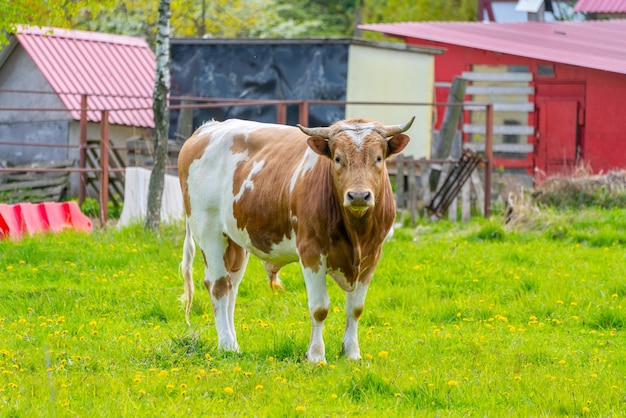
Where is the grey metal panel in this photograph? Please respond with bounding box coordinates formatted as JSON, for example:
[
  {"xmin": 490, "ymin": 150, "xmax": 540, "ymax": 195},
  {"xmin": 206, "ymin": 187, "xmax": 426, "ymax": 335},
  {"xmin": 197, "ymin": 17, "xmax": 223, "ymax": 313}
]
[
  {"xmin": 464, "ymin": 102, "xmax": 535, "ymax": 112},
  {"xmin": 462, "ymin": 72, "xmax": 533, "ymax": 82},
  {"xmin": 463, "ymin": 124, "xmax": 535, "ymax": 135},
  {"xmin": 466, "ymin": 86, "xmax": 535, "ymax": 95},
  {"xmin": 465, "ymin": 142, "xmax": 534, "ymax": 153}
]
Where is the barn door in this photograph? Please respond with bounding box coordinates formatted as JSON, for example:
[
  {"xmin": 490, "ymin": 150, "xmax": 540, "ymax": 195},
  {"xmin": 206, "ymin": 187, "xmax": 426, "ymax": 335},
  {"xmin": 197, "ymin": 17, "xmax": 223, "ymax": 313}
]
[{"xmin": 536, "ymin": 99, "xmax": 580, "ymax": 176}]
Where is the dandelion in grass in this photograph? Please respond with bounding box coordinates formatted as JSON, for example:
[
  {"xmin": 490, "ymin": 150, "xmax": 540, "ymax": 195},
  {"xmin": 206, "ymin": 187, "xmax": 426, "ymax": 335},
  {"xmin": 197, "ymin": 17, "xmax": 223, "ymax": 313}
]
[
  {"xmin": 233, "ymin": 366, "xmax": 242, "ymax": 373},
  {"xmin": 166, "ymin": 383, "xmax": 174, "ymax": 390},
  {"xmin": 224, "ymin": 387, "xmax": 234, "ymax": 394},
  {"xmin": 295, "ymin": 406, "xmax": 306, "ymax": 412},
  {"xmin": 255, "ymin": 385, "xmax": 263, "ymax": 390},
  {"xmin": 378, "ymin": 351, "xmax": 389, "ymax": 358},
  {"xmin": 448, "ymin": 380, "xmax": 458, "ymax": 387}
]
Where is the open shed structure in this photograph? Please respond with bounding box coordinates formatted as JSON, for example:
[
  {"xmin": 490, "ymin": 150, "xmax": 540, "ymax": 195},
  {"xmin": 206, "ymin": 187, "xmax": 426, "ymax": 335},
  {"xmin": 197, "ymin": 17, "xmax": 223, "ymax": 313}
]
[{"xmin": 361, "ymin": 19, "xmax": 626, "ymax": 178}]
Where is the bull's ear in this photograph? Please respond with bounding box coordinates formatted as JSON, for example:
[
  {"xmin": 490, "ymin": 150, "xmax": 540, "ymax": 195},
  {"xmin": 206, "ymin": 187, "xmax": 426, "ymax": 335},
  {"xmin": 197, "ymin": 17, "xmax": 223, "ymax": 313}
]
[
  {"xmin": 387, "ymin": 134, "xmax": 410, "ymax": 158},
  {"xmin": 307, "ymin": 136, "xmax": 331, "ymax": 157}
]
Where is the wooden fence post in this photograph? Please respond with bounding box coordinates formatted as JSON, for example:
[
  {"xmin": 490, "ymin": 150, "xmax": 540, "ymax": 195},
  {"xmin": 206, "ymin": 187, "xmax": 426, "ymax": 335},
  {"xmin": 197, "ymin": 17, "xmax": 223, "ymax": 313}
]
[
  {"xmin": 277, "ymin": 103, "xmax": 287, "ymax": 125},
  {"xmin": 484, "ymin": 104, "xmax": 494, "ymax": 218},
  {"xmin": 298, "ymin": 101, "xmax": 309, "ymax": 127},
  {"xmin": 79, "ymin": 95, "xmax": 88, "ymax": 205},
  {"xmin": 99, "ymin": 110, "xmax": 110, "ymax": 227}
]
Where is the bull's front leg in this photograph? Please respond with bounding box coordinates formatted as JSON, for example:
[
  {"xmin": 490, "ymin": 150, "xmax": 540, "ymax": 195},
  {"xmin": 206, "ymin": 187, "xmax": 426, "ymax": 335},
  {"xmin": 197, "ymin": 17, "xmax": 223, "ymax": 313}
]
[
  {"xmin": 342, "ymin": 280, "xmax": 369, "ymax": 360},
  {"xmin": 302, "ymin": 263, "xmax": 330, "ymax": 363}
]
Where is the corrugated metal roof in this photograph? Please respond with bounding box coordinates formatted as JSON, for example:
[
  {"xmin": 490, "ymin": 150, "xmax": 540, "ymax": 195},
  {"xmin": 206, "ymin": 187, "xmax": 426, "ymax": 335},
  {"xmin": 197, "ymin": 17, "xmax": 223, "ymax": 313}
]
[
  {"xmin": 359, "ymin": 20, "xmax": 626, "ymax": 75},
  {"xmin": 16, "ymin": 26, "xmax": 155, "ymax": 128},
  {"xmin": 574, "ymin": 0, "xmax": 626, "ymax": 13}
]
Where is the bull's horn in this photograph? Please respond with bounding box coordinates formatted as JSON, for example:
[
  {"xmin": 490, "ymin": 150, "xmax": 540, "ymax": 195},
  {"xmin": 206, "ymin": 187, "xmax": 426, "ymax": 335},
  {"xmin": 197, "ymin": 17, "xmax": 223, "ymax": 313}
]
[
  {"xmin": 382, "ymin": 116, "xmax": 415, "ymax": 137},
  {"xmin": 297, "ymin": 124, "xmax": 331, "ymax": 139}
]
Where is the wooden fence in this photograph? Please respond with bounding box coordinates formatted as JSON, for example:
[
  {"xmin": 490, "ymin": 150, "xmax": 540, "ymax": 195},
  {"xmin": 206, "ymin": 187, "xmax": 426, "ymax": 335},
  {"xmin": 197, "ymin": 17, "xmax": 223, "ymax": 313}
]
[{"xmin": 388, "ymin": 157, "xmax": 486, "ymax": 225}]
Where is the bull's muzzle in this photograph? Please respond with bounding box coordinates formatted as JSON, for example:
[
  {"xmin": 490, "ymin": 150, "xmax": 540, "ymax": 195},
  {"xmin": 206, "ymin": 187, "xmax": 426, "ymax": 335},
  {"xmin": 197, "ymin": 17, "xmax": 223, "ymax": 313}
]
[{"xmin": 345, "ymin": 190, "xmax": 374, "ymax": 216}]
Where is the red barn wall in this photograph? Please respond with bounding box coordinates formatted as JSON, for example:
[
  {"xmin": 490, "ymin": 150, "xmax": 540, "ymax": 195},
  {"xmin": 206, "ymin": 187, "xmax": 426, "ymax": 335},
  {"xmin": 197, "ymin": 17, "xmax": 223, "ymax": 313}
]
[{"xmin": 407, "ymin": 38, "xmax": 626, "ymax": 173}]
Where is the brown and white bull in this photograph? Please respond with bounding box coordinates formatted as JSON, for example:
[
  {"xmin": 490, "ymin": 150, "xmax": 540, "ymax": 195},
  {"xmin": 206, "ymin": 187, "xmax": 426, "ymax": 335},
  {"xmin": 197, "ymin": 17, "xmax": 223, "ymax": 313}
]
[{"xmin": 178, "ymin": 117, "xmax": 413, "ymax": 363}]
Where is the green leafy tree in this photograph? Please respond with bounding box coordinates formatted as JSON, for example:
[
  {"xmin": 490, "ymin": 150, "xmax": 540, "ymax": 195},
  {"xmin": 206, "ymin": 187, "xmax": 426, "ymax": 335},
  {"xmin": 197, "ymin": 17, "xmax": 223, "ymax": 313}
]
[
  {"xmin": 363, "ymin": 0, "xmax": 476, "ymax": 25},
  {"xmin": 0, "ymin": 0, "xmax": 112, "ymax": 45}
]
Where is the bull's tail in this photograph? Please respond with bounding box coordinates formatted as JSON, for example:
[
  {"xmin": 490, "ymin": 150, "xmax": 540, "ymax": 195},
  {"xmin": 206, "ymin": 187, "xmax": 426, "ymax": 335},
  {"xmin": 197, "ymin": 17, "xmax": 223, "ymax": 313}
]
[{"xmin": 180, "ymin": 218, "xmax": 196, "ymax": 325}]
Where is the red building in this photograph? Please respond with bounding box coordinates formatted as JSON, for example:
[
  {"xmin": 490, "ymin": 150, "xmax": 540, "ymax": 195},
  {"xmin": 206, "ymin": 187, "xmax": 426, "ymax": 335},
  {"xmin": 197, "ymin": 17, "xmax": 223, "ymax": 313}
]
[{"xmin": 361, "ymin": 20, "xmax": 626, "ymax": 177}]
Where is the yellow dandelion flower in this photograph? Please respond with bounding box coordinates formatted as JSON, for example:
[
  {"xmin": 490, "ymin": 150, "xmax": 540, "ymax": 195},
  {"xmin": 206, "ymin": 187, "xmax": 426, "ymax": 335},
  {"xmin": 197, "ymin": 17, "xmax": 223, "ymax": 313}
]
[
  {"xmin": 255, "ymin": 385, "xmax": 264, "ymax": 390},
  {"xmin": 233, "ymin": 366, "xmax": 242, "ymax": 372},
  {"xmin": 159, "ymin": 370, "xmax": 168, "ymax": 377},
  {"xmin": 583, "ymin": 407, "xmax": 590, "ymax": 413},
  {"xmin": 364, "ymin": 353, "xmax": 373, "ymax": 360},
  {"xmin": 333, "ymin": 307, "xmax": 340, "ymax": 313},
  {"xmin": 224, "ymin": 387, "xmax": 234, "ymax": 394},
  {"xmin": 378, "ymin": 351, "xmax": 389, "ymax": 358},
  {"xmin": 559, "ymin": 359, "xmax": 566, "ymax": 365},
  {"xmin": 166, "ymin": 383, "xmax": 175, "ymax": 390},
  {"xmin": 89, "ymin": 321, "xmax": 97, "ymax": 327},
  {"xmin": 295, "ymin": 406, "xmax": 306, "ymax": 412},
  {"xmin": 180, "ymin": 384, "xmax": 188, "ymax": 389},
  {"xmin": 394, "ymin": 393, "xmax": 402, "ymax": 398},
  {"xmin": 447, "ymin": 380, "xmax": 458, "ymax": 386}
]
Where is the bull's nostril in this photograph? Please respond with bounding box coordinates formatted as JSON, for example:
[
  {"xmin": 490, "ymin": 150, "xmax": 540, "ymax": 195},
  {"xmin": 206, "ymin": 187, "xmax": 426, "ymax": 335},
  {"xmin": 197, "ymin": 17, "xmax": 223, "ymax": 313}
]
[{"xmin": 348, "ymin": 191, "xmax": 371, "ymax": 204}]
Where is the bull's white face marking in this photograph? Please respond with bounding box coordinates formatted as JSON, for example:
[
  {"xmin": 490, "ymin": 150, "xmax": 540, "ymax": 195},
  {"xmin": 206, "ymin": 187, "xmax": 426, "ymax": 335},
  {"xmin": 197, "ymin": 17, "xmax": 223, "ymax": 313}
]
[
  {"xmin": 234, "ymin": 159, "xmax": 265, "ymax": 202},
  {"xmin": 339, "ymin": 122, "xmax": 377, "ymax": 147}
]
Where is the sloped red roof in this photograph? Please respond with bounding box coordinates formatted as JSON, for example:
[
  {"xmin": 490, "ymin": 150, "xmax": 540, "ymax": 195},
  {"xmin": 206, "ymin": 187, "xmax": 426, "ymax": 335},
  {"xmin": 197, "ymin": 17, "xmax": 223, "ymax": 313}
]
[
  {"xmin": 359, "ymin": 20, "xmax": 626, "ymax": 75},
  {"xmin": 574, "ymin": 0, "xmax": 626, "ymax": 12},
  {"xmin": 16, "ymin": 26, "xmax": 155, "ymax": 128}
]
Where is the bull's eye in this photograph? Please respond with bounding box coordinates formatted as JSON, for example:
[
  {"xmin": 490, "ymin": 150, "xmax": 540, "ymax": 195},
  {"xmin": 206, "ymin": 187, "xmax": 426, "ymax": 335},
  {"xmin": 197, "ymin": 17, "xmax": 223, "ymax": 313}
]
[
  {"xmin": 376, "ymin": 155, "xmax": 383, "ymax": 163},
  {"xmin": 334, "ymin": 156, "xmax": 341, "ymax": 164}
]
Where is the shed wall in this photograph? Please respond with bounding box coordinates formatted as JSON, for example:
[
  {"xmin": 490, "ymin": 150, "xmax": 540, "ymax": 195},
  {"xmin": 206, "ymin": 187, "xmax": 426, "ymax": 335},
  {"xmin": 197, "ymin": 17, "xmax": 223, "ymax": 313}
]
[{"xmin": 345, "ymin": 43, "xmax": 434, "ymax": 159}]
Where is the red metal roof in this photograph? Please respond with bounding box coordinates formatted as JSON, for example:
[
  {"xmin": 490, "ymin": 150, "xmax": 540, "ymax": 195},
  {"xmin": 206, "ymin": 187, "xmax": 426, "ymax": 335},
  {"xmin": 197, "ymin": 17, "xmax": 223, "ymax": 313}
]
[
  {"xmin": 574, "ymin": 0, "xmax": 626, "ymax": 12},
  {"xmin": 359, "ymin": 20, "xmax": 626, "ymax": 75},
  {"xmin": 16, "ymin": 26, "xmax": 155, "ymax": 128}
]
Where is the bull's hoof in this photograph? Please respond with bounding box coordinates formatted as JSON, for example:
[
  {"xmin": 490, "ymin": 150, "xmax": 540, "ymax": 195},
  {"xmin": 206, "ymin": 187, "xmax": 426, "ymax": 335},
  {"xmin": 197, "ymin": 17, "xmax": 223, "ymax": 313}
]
[
  {"xmin": 305, "ymin": 345, "xmax": 326, "ymax": 364},
  {"xmin": 218, "ymin": 342, "xmax": 240, "ymax": 353}
]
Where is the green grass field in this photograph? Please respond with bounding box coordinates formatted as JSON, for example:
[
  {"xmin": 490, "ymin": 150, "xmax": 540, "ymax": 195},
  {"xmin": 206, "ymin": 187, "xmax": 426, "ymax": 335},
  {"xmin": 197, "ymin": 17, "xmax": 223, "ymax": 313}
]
[{"xmin": 1, "ymin": 208, "xmax": 625, "ymax": 416}]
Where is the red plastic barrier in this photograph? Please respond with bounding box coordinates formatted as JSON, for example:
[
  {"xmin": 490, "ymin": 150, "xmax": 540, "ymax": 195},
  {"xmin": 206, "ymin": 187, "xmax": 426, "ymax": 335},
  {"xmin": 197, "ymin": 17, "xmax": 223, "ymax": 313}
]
[
  {"xmin": 0, "ymin": 202, "xmax": 92, "ymax": 239},
  {"xmin": 0, "ymin": 204, "xmax": 24, "ymax": 239}
]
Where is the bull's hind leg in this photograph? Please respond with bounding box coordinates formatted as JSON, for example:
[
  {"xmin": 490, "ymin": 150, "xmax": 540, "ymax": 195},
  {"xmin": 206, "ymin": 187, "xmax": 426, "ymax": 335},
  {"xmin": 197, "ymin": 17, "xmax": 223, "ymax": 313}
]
[
  {"xmin": 223, "ymin": 238, "xmax": 249, "ymax": 351},
  {"xmin": 196, "ymin": 231, "xmax": 246, "ymax": 352}
]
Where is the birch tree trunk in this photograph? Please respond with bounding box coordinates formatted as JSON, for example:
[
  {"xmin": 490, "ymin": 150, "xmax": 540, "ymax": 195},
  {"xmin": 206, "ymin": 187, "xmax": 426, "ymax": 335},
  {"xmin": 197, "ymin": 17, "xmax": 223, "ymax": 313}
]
[{"xmin": 145, "ymin": 0, "xmax": 171, "ymax": 231}]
